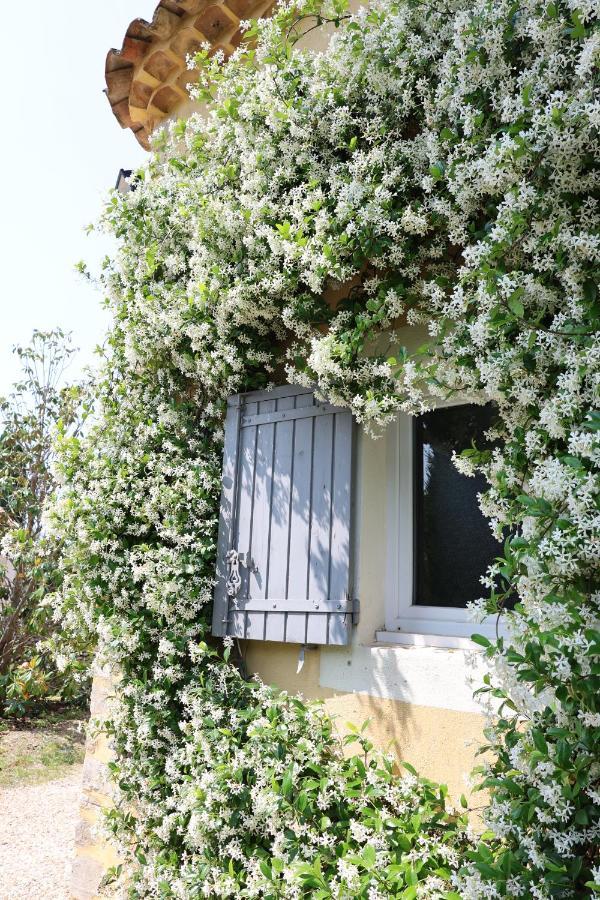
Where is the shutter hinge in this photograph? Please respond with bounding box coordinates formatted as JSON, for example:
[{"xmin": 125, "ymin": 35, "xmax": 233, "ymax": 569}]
[{"xmin": 346, "ymin": 593, "xmax": 359, "ymax": 625}]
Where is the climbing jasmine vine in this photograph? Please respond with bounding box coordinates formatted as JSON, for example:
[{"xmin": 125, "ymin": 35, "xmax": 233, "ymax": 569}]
[{"xmin": 49, "ymin": 0, "xmax": 599, "ymax": 896}]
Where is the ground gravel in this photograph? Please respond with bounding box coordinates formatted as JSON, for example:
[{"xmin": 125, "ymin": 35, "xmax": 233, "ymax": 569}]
[{"xmin": 0, "ymin": 766, "xmax": 82, "ymax": 899}]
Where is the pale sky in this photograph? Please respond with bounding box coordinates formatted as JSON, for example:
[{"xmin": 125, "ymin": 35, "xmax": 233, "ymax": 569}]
[{"xmin": 0, "ymin": 1, "xmax": 160, "ymax": 395}]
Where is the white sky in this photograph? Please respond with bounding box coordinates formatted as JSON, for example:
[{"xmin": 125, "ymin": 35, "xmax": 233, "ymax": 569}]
[{"xmin": 0, "ymin": 1, "xmax": 159, "ymax": 395}]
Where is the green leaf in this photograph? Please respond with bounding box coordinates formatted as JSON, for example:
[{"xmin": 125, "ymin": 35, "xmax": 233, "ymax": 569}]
[
  {"xmin": 260, "ymin": 860, "xmax": 273, "ymax": 880},
  {"xmin": 568, "ymin": 9, "xmax": 586, "ymax": 39},
  {"xmin": 507, "ymin": 287, "xmax": 525, "ymax": 318},
  {"xmin": 583, "ymin": 411, "xmax": 600, "ymax": 432},
  {"xmin": 282, "ymin": 769, "xmax": 293, "ymax": 799},
  {"xmin": 531, "ymin": 729, "xmax": 548, "ymax": 755},
  {"xmin": 521, "ymin": 83, "xmax": 532, "ymax": 107},
  {"xmin": 276, "ymin": 220, "xmax": 292, "ymax": 239},
  {"xmin": 362, "ymin": 844, "xmax": 376, "ymax": 867},
  {"xmin": 471, "ymin": 633, "xmax": 492, "ymax": 648},
  {"xmin": 583, "ymin": 280, "xmax": 598, "ymax": 303}
]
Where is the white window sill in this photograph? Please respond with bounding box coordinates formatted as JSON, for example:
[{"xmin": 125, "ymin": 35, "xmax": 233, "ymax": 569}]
[
  {"xmin": 321, "ymin": 637, "xmax": 490, "ymax": 713},
  {"xmin": 375, "ymin": 630, "xmax": 492, "ymax": 651}
]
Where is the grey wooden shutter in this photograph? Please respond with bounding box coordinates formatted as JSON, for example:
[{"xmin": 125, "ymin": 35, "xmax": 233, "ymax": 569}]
[{"xmin": 212, "ymin": 385, "xmax": 355, "ymax": 645}]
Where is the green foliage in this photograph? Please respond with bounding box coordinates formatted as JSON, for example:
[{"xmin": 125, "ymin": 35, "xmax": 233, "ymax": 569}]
[{"xmin": 0, "ymin": 330, "xmax": 91, "ymax": 715}]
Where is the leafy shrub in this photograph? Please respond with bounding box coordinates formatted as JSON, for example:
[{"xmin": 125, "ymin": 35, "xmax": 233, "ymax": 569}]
[{"xmin": 0, "ymin": 330, "xmax": 90, "ymax": 715}]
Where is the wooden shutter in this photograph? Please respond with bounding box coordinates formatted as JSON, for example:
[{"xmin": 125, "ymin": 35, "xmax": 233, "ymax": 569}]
[{"xmin": 212, "ymin": 385, "xmax": 356, "ymax": 645}]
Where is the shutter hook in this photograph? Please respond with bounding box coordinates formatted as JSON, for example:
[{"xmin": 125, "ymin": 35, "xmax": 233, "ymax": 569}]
[
  {"xmin": 296, "ymin": 644, "xmax": 317, "ymax": 674},
  {"xmin": 225, "ymin": 548, "xmax": 242, "ymax": 597}
]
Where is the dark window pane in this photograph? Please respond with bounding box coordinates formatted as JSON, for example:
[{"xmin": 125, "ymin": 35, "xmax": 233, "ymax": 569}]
[{"xmin": 414, "ymin": 404, "xmax": 500, "ymax": 609}]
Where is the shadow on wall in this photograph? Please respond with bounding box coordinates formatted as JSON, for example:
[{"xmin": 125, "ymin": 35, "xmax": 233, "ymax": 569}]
[
  {"xmin": 244, "ymin": 638, "xmax": 486, "ymax": 803},
  {"xmin": 320, "ymin": 642, "xmax": 487, "ymax": 802}
]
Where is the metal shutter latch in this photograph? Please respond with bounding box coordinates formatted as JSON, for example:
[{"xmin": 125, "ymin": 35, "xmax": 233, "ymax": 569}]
[
  {"xmin": 225, "ymin": 549, "xmax": 242, "ymax": 597},
  {"xmin": 226, "ymin": 549, "xmax": 256, "ymax": 597}
]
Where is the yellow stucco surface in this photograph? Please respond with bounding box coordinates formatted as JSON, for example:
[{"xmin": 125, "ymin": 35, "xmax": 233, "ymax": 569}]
[{"xmin": 244, "ymin": 643, "xmax": 485, "ymax": 804}]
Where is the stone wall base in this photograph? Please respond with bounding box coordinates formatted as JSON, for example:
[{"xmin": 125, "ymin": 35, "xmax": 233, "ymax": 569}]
[{"xmin": 71, "ymin": 672, "xmax": 120, "ymax": 899}]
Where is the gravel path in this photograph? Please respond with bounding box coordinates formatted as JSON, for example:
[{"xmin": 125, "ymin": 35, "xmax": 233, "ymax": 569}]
[{"xmin": 0, "ymin": 766, "xmax": 82, "ymax": 899}]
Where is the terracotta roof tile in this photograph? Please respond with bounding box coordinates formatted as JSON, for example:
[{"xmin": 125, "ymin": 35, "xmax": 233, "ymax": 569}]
[{"xmin": 104, "ymin": 0, "xmax": 273, "ymax": 149}]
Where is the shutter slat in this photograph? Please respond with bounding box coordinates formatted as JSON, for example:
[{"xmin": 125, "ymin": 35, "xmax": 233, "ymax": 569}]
[
  {"xmin": 213, "ymin": 385, "xmax": 354, "ymax": 645},
  {"xmin": 330, "ymin": 409, "xmax": 353, "ymax": 602},
  {"xmin": 328, "ymin": 613, "xmax": 348, "ymax": 644},
  {"xmin": 287, "ymin": 412, "xmax": 313, "ymax": 601},
  {"xmin": 306, "ymin": 611, "xmax": 330, "ymax": 644},
  {"xmin": 285, "ymin": 612, "xmax": 308, "ymax": 644},
  {"xmin": 264, "ymin": 609, "xmax": 287, "ymax": 642},
  {"xmin": 245, "ymin": 611, "xmax": 266, "ymax": 640},
  {"xmin": 236, "ymin": 411, "xmax": 258, "ymax": 599},
  {"xmin": 211, "ymin": 399, "xmax": 242, "ymax": 636},
  {"xmin": 308, "ymin": 413, "xmax": 334, "ymax": 605},
  {"xmin": 230, "ymin": 610, "xmax": 246, "ymax": 638},
  {"xmin": 266, "ymin": 398, "xmax": 295, "ymax": 599},
  {"xmin": 249, "ymin": 400, "xmax": 276, "ymax": 599}
]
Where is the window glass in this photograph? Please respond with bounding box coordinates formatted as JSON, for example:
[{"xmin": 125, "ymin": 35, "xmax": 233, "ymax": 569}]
[{"xmin": 414, "ymin": 404, "xmax": 500, "ymax": 609}]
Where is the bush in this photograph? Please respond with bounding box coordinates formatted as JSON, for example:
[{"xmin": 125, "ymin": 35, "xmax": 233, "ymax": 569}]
[{"xmin": 0, "ymin": 330, "xmax": 90, "ymax": 715}]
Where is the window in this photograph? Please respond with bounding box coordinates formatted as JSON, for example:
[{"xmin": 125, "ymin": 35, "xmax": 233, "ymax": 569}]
[
  {"xmin": 413, "ymin": 404, "xmax": 500, "ymax": 609},
  {"xmin": 384, "ymin": 402, "xmax": 503, "ymax": 642}
]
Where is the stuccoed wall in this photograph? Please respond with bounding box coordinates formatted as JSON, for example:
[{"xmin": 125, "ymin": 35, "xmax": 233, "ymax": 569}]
[{"xmin": 245, "ymin": 643, "xmax": 486, "ymax": 804}]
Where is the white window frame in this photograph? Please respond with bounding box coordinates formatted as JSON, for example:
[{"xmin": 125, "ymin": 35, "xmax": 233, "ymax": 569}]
[{"xmin": 381, "ymin": 405, "xmax": 504, "ymax": 646}]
